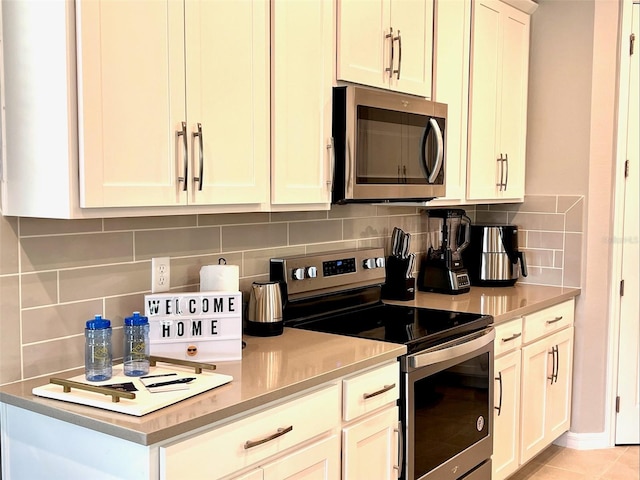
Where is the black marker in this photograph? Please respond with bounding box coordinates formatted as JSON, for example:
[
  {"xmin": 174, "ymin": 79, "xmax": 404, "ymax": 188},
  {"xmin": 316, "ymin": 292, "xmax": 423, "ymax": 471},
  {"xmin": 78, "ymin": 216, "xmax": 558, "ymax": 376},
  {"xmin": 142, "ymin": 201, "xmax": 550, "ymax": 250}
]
[{"xmin": 146, "ymin": 377, "xmax": 196, "ymax": 388}]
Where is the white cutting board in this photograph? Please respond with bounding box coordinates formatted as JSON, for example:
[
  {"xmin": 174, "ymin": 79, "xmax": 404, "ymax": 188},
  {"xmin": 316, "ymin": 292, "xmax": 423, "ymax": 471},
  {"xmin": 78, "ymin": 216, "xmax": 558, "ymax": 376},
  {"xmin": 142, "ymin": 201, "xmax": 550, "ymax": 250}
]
[{"xmin": 32, "ymin": 365, "xmax": 233, "ymax": 416}]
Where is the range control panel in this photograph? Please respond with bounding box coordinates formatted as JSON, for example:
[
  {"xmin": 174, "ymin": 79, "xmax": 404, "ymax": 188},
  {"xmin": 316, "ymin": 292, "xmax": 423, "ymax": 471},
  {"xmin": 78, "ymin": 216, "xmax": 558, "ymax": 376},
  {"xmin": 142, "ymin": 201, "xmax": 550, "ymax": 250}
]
[{"xmin": 270, "ymin": 248, "xmax": 386, "ymax": 297}]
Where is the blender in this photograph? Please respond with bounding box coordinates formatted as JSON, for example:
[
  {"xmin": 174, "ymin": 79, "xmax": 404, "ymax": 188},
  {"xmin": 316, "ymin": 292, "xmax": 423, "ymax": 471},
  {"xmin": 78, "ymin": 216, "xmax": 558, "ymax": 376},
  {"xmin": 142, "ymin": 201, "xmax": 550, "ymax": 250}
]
[{"xmin": 418, "ymin": 208, "xmax": 472, "ymax": 294}]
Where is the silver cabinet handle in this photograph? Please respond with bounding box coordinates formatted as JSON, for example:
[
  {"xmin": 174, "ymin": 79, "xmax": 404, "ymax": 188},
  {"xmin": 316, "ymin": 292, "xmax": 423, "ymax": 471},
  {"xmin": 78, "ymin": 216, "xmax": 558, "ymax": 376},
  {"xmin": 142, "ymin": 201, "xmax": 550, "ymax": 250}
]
[
  {"xmin": 546, "ymin": 316, "xmax": 563, "ymax": 325},
  {"xmin": 393, "ymin": 30, "xmax": 402, "ymax": 79},
  {"xmin": 363, "ymin": 383, "xmax": 396, "ymax": 399},
  {"xmin": 547, "ymin": 346, "xmax": 558, "ymax": 384},
  {"xmin": 553, "ymin": 344, "xmax": 560, "ymax": 383},
  {"xmin": 496, "ymin": 154, "xmax": 507, "ymax": 191},
  {"xmin": 495, "ymin": 371, "xmax": 503, "ymax": 416},
  {"xmin": 177, "ymin": 122, "xmax": 188, "ymax": 191},
  {"xmin": 393, "ymin": 421, "xmax": 404, "ymax": 478},
  {"xmin": 504, "ymin": 153, "xmax": 509, "ymax": 190},
  {"xmin": 327, "ymin": 137, "xmax": 335, "ymax": 192},
  {"xmin": 192, "ymin": 123, "xmax": 204, "ymax": 191},
  {"xmin": 244, "ymin": 425, "xmax": 293, "ymax": 449},
  {"xmin": 385, "ymin": 27, "xmax": 395, "ymax": 78},
  {"xmin": 501, "ymin": 332, "xmax": 522, "ymax": 343}
]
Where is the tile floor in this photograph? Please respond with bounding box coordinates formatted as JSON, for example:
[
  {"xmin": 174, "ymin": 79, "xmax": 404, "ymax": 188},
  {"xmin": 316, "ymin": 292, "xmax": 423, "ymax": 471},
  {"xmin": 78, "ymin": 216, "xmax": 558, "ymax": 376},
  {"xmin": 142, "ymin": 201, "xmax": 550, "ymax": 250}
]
[{"xmin": 508, "ymin": 444, "xmax": 639, "ymax": 479}]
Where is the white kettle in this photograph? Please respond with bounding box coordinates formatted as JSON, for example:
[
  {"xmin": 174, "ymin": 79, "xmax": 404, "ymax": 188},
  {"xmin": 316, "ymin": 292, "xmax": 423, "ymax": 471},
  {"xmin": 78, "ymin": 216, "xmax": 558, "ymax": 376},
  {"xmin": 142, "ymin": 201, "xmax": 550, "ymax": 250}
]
[{"xmin": 245, "ymin": 281, "xmax": 284, "ymax": 336}]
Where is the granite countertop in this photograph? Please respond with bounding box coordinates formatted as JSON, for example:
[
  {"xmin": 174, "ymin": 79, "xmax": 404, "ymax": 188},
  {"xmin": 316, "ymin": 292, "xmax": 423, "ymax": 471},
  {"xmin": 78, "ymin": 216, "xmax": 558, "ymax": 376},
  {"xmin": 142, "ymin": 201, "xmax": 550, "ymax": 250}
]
[
  {"xmin": 0, "ymin": 329, "xmax": 406, "ymax": 446},
  {"xmin": 384, "ymin": 283, "xmax": 581, "ymax": 324}
]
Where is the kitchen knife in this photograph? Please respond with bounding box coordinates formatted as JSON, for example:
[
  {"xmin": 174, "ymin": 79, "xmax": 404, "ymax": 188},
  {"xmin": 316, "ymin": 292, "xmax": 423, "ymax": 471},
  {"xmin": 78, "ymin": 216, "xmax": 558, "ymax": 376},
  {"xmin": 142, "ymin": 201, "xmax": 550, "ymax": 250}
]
[
  {"xmin": 400, "ymin": 232, "xmax": 411, "ymax": 258},
  {"xmin": 391, "ymin": 227, "xmax": 403, "ymax": 257},
  {"xmin": 406, "ymin": 253, "xmax": 415, "ymax": 278}
]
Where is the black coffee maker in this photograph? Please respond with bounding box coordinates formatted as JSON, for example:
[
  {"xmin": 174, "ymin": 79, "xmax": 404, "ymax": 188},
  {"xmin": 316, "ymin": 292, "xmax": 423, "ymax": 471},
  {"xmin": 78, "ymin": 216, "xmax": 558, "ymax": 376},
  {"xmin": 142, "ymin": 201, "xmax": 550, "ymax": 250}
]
[{"xmin": 418, "ymin": 208, "xmax": 472, "ymax": 294}]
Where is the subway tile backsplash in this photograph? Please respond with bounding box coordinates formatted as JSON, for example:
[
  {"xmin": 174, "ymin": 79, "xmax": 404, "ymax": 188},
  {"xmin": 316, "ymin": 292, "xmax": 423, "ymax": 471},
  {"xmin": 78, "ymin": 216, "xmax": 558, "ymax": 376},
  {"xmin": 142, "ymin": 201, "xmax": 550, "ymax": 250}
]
[{"xmin": 0, "ymin": 195, "xmax": 584, "ymax": 384}]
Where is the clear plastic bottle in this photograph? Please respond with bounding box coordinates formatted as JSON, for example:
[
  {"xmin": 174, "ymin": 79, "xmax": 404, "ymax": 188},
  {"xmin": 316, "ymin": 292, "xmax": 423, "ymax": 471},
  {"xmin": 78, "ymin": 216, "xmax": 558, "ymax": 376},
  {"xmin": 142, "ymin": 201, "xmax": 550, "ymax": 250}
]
[
  {"xmin": 85, "ymin": 315, "xmax": 113, "ymax": 381},
  {"xmin": 123, "ymin": 311, "xmax": 150, "ymax": 376}
]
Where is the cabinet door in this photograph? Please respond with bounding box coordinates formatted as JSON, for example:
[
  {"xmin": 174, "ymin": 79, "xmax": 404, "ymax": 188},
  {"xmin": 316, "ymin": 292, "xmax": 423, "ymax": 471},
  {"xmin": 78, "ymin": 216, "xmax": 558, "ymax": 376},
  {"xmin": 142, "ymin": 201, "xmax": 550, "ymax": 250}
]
[
  {"xmin": 498, "ymin": 6, "xmax": 529, "ymax": 199},
  {"xmin": 520, "ymin": 328, "xmax": 573, "ymax": 464},
  {"xmin": 546, "ymin": 327, "xmax": 574, "ymax": 442},
  {"xmin": 466, "ymin": 0, "xmax": 502, "ymax": 200},
  {"xmin": 271, "ymin": 0, "xmax": 333, "ymax": 207},
  {"xmin": 429, "ymin": 0, "xmax": 471, "ymax": 203},
  {"xmin": 185, "ymin": 0, "xmax": 269, "ymax": 206},
  {"xmin": 337, "ymin": 0, "xmax": 391, "ymax": 90},
  {"xmin": 77, "ymin": 0, "xmax": 186, "ymax": 208},
  {"xmin": 493, "ymin": 350, "xmax": 521, "ymax": 480},
  {"xmin": 389, "ymin": 0, "xmax": 434, "ymax": 97},
  {"xmin": 342, "ymin": 406, "xmax": 400, "ymax": 480},
  {"xmin": 262, "ymin": 435, "xmax": 341, "ymax": 480},
  {"xmin": 467, "ymin": 0, "xmax": 529, "ymax": 202}
]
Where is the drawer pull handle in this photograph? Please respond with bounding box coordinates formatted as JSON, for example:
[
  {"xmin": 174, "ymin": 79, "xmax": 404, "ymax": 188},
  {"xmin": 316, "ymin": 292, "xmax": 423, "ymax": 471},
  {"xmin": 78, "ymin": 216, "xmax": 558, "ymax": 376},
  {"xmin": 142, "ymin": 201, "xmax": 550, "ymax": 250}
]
[
  {"xmin": 363, "ymin": 383, "xmax": 396, "ymax": 400},
  {"xmin": 244, "ymin": 425, "xmax": 293, "ymax": 450},
  {"xmin": 501, "ymin": 332, "xmax": 522, "ymax": 343},
  {"xmin": 546, "ymin": 316, "xmax": 563, "ymax": 325}
]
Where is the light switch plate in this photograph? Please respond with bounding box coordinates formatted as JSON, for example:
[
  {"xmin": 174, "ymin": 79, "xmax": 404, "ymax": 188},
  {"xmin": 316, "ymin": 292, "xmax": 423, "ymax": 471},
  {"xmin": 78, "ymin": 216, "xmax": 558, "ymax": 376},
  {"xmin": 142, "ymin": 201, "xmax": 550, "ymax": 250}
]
[{"xmin": 151, "ymin": 257, "xmax": 170, "ymax": 293}]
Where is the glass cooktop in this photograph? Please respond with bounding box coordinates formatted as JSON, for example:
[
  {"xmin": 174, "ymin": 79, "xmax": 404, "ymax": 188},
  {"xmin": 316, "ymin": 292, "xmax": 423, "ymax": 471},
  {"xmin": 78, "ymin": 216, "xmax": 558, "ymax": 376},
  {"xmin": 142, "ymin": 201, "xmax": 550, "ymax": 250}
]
[{"xmin": 289, "ymin": 303, "xmax": 492, "ymax": 355}]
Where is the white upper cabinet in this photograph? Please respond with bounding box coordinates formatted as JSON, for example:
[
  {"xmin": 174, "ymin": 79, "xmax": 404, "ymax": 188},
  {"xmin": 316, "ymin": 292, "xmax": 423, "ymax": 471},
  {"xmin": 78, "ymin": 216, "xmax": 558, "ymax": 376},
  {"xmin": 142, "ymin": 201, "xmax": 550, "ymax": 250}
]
[
  {"xmin": 80, "ymin": 0, "xmax": 270, "ymax": 208},
  {"xmin": 337, "ymin": 0, "xmax": 434, "ymax": 98},
  {"xmin": 1, "ymin": 0, "xmax": 269, "ymax": 218},
  {"xmin": 466, "ymin": 0, "xmax": 532, "ymax": 202},
  {"xmin": 184, "ymin": 0, "xmax": 269, "ymax": 206},
  {"xmin": 428, "ymin": 0, "xmax": 471, "ymax": 205},
  {"xmin": 270, "ymin": 0, "xmax": 334, "ymax": 209},
  {"xmin": 77, "ymin": 0, "xmax": 187, "ymax": 208}
]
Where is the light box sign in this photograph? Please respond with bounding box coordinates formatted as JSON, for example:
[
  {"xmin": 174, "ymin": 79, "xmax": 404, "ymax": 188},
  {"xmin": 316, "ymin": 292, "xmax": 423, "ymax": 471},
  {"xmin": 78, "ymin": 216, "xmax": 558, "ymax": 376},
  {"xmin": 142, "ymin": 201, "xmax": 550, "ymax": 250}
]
[{"xmin": 144, "ymin": 292, "xmax": 242, "ymax": 362}]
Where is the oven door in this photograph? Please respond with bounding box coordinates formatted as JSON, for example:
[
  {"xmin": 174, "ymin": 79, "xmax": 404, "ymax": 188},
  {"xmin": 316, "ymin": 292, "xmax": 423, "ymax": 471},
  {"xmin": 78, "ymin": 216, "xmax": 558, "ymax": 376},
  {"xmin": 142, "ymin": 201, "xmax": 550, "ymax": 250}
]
[{"xmin": 403, "ymin": 327, "xmax": 495, "ymax": 480}]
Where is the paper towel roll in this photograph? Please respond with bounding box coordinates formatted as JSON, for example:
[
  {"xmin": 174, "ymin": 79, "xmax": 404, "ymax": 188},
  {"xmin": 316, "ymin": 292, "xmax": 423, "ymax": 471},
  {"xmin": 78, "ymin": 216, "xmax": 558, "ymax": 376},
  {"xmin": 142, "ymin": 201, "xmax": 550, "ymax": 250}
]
[{"xmin": 200, "ymin": 264, "xmax": 239, "ymax": 292}]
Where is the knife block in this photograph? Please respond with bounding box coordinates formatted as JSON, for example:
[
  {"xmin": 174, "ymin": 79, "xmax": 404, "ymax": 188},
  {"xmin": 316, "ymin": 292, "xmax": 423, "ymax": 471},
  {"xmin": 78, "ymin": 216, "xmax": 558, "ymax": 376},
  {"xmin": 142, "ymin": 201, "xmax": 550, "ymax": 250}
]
[{"xmin": 382, "ymin": 256, "xmax": 415, "ymax": 301}]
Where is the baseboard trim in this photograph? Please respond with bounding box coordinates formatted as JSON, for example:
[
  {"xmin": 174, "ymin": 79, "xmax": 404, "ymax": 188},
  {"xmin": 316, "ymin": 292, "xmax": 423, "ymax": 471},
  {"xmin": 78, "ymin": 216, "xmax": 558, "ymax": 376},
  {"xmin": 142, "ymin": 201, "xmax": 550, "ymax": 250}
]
[{"xmin": 554, "ymin": 431, "xmax": 613, "ymax": 450}]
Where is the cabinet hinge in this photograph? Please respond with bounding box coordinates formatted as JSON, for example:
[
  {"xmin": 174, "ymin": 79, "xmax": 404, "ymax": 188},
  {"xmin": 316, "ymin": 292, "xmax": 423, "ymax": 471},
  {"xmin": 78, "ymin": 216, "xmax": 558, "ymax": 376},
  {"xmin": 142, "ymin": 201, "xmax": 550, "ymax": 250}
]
[
  {"xmin": 616, "ymin": 396, "xmax": 621, "ymax": 413},
  {"xmin": 631, "ymin": 33, "xmax": 636, "ymax": 56},
  {"xmin": 620, "ymin": 279, "xmax": 625, "ymax": 296},
  {"xmin": 625, "ymin": 159, "xmax": 630, "ymax": 178}
]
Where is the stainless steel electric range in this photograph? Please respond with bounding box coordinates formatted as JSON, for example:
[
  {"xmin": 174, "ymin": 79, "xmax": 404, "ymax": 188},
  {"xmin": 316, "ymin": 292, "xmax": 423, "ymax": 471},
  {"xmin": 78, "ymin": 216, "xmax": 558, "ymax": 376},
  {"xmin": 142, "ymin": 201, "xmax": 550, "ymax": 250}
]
[{"xmin": 270, "ymin": 248, "xmax": 495, "ymax": 480}]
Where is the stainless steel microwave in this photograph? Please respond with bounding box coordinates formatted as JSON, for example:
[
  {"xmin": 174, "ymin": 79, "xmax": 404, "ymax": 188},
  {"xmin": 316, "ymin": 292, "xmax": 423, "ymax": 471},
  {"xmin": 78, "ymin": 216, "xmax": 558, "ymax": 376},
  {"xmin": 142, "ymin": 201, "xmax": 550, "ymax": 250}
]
[{"xmin": 331, "ymin": 85, "xmax": 447, "ymax": 204}]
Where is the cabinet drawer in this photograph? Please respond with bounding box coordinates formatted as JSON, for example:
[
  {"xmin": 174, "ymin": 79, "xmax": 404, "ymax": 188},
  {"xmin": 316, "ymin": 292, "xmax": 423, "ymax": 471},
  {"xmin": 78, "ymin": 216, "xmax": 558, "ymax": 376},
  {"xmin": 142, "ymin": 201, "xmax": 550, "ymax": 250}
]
[
  {"xmin": 494, "ymin": 318, "xmax": 523, "ymax": 357},
  {"xmin": 343, "ymin": 362, "xmax": 400, "ymax": 422},
  {"xmin": 522, "ymin": 300, "xmax": 574, "ymax": 344},
  {"xmin": 161, "ymin": 384, "xmax": 340, "ymax": 479}
]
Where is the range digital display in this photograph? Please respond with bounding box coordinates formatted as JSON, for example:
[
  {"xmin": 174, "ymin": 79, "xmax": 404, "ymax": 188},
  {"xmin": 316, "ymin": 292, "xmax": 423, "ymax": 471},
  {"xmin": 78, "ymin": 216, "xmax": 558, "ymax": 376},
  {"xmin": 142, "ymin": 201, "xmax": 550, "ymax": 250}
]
[{"xmin": 323, "ymin": 257, "xmax": 356, "ymax": 277}]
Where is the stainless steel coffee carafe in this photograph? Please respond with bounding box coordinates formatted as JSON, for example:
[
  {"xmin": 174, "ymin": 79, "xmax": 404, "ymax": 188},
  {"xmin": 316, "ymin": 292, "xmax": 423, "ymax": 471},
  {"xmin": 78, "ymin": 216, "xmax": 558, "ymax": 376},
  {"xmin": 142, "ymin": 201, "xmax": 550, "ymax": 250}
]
[
  {"xmin": 245, "ymin": 281, "xmax": 284, "ymax": 336},
  {"xmin": 463, "ymin": 225, "xmax": 528, "ymax": 286}
]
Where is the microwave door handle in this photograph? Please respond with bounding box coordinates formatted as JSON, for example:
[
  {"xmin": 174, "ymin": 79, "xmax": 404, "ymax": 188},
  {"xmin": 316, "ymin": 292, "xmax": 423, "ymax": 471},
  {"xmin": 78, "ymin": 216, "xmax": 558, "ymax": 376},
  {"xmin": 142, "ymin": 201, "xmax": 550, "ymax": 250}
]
[
  {"xmin": 346, "ymin": 137, "xmax": 353, "ymax": 194},
  {"xmin": 424, "ymin": 118, "xmax": 443, "ymax": 184}
]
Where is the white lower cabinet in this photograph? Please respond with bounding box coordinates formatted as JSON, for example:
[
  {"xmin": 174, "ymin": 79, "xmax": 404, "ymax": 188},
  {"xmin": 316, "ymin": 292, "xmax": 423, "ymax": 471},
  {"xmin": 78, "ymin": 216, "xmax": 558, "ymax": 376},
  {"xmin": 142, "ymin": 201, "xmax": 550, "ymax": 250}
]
[
  {"xmin": 233, "ymin": 435, "xmax": 341, "ymax": 480},
  {"xmin": 493, "ymin": 349, "xmax": 521, "ymax": 480},
  {"xmin": 161, "ymin": 384, "xmax": 340, "ymax": 479},
  {"xmin": 491, "ymin": 299, "xmax": 575, "ymax": 480},
  {"xmin": 342, "ymin": 406, "xmax": 400, "ymax": 480},
  {"xmin": 341, "ymin": 361, "xmax": 401, "ymax": 479},
  {"xmin": 520, "ymin": 326, "xmax": 574, "ymax": 464}
]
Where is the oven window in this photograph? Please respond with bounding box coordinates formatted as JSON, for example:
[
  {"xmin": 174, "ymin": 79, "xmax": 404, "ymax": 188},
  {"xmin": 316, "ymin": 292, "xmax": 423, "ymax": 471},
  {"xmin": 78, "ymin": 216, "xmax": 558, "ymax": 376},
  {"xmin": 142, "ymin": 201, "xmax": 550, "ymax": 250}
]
[
  {"xmin": 356, "ymin": 106, "xmax": 440, "ymax": 185},
  {"xmin": 412, "ymin": 352, "xmax": 490, "ymax": 479}
]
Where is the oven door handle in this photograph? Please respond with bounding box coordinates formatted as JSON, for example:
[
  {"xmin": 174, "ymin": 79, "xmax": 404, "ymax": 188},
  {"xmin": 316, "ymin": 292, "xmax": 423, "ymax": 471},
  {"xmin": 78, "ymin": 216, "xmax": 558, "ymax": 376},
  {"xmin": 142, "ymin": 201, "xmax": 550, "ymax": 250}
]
[{"xmin": 408, "ymin": 327, "xmax": 495, "ymax": 369}]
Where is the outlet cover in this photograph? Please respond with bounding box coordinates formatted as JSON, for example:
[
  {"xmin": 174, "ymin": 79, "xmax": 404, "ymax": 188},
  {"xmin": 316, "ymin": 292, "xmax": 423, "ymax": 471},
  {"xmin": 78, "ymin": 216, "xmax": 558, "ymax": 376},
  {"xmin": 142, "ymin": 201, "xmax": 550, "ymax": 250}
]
[{"xmin": 151, "ymin": 257, "xmax": 170, "ymax": 293}]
